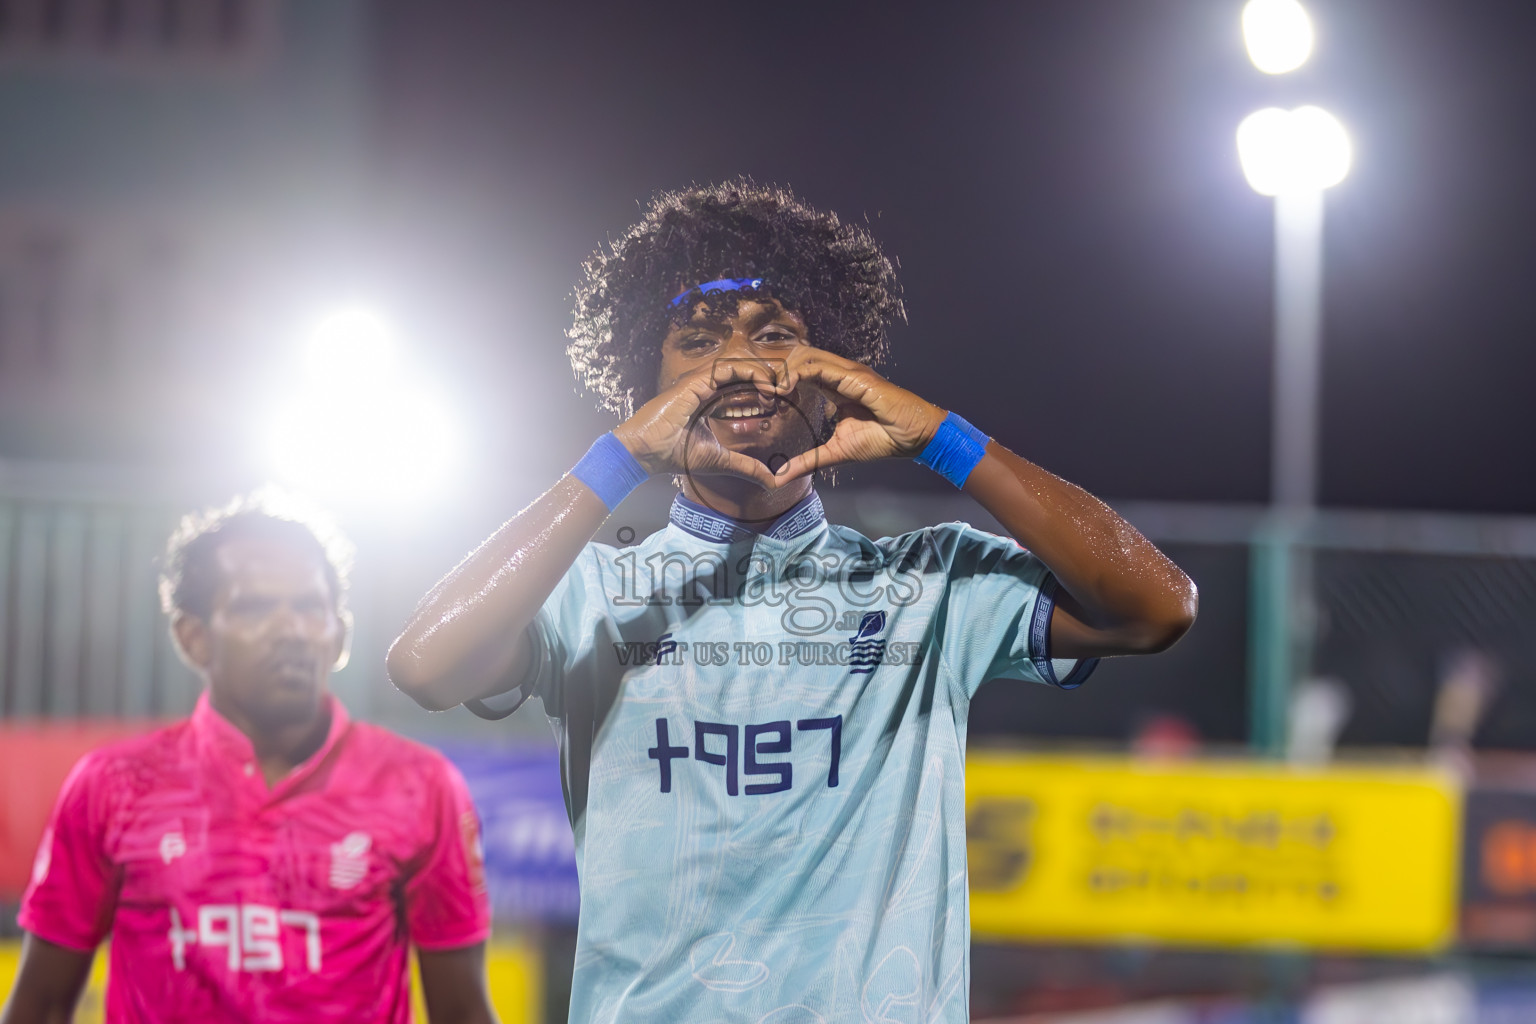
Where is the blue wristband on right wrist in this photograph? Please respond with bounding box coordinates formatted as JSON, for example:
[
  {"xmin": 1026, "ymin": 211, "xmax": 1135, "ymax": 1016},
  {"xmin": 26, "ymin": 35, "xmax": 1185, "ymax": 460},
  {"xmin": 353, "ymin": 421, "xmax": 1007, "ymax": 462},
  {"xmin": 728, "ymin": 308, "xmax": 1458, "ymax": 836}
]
[
  {"xmin": 914, "ymin": 412, "xmax": 990, "ymax": 488},
  {"xmin": 571, "ymin": 433, "xmax": 649, "ymax": 512}
]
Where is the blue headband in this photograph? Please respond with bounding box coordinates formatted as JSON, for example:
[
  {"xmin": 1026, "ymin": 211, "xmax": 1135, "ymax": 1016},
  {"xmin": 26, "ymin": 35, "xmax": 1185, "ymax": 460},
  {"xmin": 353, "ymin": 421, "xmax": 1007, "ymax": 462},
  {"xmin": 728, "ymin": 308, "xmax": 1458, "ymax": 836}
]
[{"xmin": 669, "ymin": 277, "xmax": 765, "ymax": 308}]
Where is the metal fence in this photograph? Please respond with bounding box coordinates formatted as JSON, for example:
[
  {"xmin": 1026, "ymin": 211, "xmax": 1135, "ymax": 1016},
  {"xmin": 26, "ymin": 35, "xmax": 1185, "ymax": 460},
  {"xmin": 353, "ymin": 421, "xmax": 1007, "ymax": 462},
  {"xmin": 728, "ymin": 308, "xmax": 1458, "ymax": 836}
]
[
  {"xmin": 0, "ymin": 459, "xmax": 544, "ymax": 734},
  {"xmin": 4, "ymin": 461, "xmax": 1536, "ymax": 754},
  {"xmin": 0, "ymin": 496, "xmax": 193, "ymax": 719}
]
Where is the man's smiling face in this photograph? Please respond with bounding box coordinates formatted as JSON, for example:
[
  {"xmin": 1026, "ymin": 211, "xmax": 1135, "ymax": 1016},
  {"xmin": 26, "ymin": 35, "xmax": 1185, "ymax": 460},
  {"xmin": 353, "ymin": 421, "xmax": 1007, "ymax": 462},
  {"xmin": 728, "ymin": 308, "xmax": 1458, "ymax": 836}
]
[{"xmin": 656, "ymin": 298, "xmax": 828, "ymax": 471}]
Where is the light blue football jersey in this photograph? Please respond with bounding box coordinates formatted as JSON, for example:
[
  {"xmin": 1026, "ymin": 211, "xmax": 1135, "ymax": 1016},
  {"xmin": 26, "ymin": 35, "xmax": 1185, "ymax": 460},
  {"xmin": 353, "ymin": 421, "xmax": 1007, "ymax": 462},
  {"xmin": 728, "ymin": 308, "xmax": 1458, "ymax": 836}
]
[{"xmin": 474, "ymin": 492, "xmax": 1094, "ymax": 1023}]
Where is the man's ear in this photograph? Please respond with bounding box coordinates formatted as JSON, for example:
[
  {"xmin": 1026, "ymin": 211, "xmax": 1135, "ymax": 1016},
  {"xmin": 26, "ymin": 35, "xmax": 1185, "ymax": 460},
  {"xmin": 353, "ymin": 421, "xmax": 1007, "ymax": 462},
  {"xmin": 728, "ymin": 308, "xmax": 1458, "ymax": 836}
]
[
  {"xmin": 171, "ymin": 612, "xmax": 211, "ymax": 673},
  {"xmin": 331, "ymin": 608, "xmax": 354, "ymax": 673}
]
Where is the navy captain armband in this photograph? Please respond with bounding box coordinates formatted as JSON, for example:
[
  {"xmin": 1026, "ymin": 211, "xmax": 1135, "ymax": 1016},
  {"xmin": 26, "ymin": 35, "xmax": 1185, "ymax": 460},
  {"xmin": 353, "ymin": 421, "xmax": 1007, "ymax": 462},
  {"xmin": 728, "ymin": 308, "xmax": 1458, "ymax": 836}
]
[
  {"xmin": 572, "ymin": 432, "xmax": 649, "ymax": 512},
  {"xmin": 914, "ymin": 412, "xmax": 990, "ymax": 488}
]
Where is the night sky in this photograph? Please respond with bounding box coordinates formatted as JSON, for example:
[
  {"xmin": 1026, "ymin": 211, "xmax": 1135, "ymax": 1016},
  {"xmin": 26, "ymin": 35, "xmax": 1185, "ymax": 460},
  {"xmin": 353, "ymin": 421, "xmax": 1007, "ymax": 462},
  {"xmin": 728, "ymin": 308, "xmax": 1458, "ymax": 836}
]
[{"xmin": 370, "ymin": 0, "xmax": 1536, "ymax": 516}]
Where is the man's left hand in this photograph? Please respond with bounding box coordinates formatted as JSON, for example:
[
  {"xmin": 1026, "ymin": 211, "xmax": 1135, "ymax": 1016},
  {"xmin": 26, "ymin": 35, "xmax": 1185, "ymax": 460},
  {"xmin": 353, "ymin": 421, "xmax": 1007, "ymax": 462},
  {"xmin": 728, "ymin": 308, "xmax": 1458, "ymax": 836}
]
[{"xmin": 772, "ymin": 347, "xmax": 946, "ymax": 483}]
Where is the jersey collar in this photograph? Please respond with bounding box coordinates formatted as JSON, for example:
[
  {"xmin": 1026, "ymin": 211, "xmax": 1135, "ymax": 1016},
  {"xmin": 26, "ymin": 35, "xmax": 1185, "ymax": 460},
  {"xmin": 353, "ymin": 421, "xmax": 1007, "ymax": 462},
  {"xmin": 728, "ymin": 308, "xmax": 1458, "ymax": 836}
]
[
  {"xmin": 668, "ymin": 491, "xmax": 827, "ymax": 545},
  {"xmin": 192, "ymin": 689, "xmax": 351, "ymax": 796}
]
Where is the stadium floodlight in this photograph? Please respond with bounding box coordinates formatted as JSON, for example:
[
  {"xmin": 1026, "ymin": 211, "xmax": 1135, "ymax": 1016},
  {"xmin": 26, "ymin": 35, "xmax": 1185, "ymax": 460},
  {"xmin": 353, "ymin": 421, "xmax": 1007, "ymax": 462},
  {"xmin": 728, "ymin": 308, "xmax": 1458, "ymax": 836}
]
[
  {"xmin": 263, "ymin": 307, "xmax": 460, "ymax": 505},
  {"xmin": 1237, "ymin": 103, "xmax": 1351, "ymax": 758},
  {"xmin": 304, "ymin": 307, "xmax": 399, "ymax": 386},
  {"xmin": 1242, "ymin": 0, "xmax": 1314, "ymax": 74},
  {"xmin": 1236, "ymin": 105, "xmax": 1352, "ymax": 197}
]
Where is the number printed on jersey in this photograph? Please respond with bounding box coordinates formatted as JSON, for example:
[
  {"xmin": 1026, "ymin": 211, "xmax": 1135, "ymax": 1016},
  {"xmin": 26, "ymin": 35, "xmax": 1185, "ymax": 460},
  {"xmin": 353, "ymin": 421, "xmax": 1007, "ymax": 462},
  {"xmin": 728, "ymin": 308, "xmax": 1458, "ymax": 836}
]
[
  {"xmin": 648, "ymin": 715, "xmax": 842, "ymax": 795},
  {"xmin": 168, "ymin": 904, "xmax": 322, "ymax": 973}
]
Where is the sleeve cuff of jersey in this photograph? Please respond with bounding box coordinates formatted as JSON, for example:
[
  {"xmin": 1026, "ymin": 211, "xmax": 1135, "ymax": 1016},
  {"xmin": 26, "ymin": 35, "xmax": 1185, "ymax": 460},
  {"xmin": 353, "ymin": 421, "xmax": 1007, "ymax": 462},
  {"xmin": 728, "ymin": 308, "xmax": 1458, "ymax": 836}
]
[
  {"xmin": 1028, "ymin": 574, "xmax": 1099, "ymax": 690},
  {"xmin": 464, "ymin": 684, "xmax": 530, "ymax": 721},
  {"xmin": 463, "ymin": 618, "xmax": 547, "ymax": 720},
  {"xmin": 17, "ymin": 912, "xmax": 102, "ymax": 954}
]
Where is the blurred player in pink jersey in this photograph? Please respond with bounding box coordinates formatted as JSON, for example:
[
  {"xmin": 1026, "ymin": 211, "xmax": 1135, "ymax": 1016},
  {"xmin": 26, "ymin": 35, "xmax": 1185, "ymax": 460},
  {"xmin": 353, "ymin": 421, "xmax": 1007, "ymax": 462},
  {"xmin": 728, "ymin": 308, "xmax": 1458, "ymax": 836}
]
[{"xmin": 0, "ymin": 495, "xmax": 497, "ymax": 1024}]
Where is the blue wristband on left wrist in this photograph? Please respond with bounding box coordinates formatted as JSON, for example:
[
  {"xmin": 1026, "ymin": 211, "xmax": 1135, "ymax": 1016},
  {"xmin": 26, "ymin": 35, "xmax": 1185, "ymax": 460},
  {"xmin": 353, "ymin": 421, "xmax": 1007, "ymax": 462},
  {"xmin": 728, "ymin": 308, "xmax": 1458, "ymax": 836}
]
[{"xmin": 914, "ymin": 412, "xmax": 990, "ymax": 488}]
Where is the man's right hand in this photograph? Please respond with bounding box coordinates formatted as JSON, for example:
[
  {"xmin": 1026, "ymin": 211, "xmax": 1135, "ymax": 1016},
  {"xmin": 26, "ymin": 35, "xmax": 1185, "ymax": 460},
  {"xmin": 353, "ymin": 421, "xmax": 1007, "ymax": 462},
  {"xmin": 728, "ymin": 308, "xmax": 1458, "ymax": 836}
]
[
  {"xmin": 390, "ymin": 354, "xmax": 792, "ymax": 712},
  {"xmin": 612, "ymin": 360, "xmax": 789, "ymax": 489}
]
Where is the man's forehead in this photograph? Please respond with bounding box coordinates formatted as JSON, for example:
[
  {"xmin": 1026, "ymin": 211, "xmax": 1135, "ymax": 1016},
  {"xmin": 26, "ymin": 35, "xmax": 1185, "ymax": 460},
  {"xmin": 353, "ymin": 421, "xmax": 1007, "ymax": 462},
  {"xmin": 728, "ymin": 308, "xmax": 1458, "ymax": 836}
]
[
  {"xmin": 212, "ymin": 536, "xmax": 332, "ymax": 595},
  {"xmin": 682, "ymin": 298, "xmax": 805, "ymax": 328}
]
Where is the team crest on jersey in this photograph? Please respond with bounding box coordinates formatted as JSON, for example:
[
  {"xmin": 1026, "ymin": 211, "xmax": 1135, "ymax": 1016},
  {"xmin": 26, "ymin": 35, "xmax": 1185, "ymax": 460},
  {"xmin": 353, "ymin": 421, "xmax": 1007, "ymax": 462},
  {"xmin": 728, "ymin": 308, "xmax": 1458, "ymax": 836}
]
[
  {"xmin": 160, "ymin": 831, "xmax": 187, "ymax": 864},
  {"xmin": 848, "ymin": 611, "xmax": 887, "ymax": 675},
  {"xmin": 328, "ymin": 831, "xmax": 372, "ymax": 890},
  {"xmin": 460, "ymin": 811, "xmax": 486, "ymax": 894}
]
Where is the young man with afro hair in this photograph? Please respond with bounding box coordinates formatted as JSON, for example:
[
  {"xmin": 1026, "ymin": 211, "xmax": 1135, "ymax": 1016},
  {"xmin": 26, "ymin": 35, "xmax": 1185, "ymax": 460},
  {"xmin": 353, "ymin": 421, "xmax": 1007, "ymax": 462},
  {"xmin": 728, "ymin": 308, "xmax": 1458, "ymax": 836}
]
[{"xmin": 390, "ymin": 179, "xmax": 1197, "ymax": 1022}]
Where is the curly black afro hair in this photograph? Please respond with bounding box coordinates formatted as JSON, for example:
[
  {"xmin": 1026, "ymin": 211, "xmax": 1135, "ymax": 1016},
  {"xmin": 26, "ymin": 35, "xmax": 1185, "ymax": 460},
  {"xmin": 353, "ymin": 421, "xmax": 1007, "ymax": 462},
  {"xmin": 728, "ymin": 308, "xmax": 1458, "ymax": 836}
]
[{"xmin": 568, "ymin": 179, "xmax": 906, "ymax": 417}]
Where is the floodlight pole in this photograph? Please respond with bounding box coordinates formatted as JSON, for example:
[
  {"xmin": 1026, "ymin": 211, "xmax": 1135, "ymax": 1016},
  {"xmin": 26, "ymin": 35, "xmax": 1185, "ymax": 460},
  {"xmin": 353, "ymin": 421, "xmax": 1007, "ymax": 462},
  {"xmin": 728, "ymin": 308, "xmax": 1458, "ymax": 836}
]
[
  {"xmin": 1271, "ymin": 190, "xmax": 1324, "ymax": 510},
  {"xmin": 1250, "ymin": 188, "xmax": 1324, "ymax": 757}
]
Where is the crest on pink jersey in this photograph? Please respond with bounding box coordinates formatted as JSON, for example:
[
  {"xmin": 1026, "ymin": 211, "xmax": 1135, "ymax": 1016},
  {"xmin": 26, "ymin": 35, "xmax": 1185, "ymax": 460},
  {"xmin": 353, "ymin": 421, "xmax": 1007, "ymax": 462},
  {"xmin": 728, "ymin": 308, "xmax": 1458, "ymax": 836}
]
[{"xmin": 328, "ymin": 831, "xmax": 372, "ymax": 889}]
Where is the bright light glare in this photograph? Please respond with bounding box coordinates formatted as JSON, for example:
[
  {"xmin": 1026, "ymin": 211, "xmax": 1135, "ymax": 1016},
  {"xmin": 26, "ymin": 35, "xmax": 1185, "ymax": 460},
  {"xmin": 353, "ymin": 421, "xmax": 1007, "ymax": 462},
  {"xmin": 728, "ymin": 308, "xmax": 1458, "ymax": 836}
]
[
  {"xmin": 305, "ymin": 308, "xmax": 399, "ymax": 385},
  {"xmin": 1236, "ymin": 106, "xmax": 1352, "ymax": 196},
  {"xmin": 1242, "ymin": 0, "xmax": 1314, "ymax": 74},
  {"xmin": 264, "ymin": 308, "xmax": 459, "ymax": 504}
]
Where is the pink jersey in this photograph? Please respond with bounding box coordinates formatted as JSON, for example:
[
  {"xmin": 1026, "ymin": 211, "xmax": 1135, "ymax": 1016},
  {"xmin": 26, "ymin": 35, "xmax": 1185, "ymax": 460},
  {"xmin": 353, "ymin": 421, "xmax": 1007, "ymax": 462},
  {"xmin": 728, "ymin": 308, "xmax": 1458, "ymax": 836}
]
[{"xmin": 18, "ymin": 693, "xmax": 491, "ymax": 1024}]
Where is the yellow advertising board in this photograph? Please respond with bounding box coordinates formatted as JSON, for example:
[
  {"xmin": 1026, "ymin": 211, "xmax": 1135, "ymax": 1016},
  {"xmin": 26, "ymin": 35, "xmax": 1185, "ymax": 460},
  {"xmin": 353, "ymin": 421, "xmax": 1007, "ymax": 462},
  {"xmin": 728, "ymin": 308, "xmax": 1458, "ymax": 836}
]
[
  {"xmin": 0, "ymin": 937, "xmax": 540, "ymax": 1023},
  {"xmin": 966, "ymin": 754, "xmax": 1460, "ymax": 952}
]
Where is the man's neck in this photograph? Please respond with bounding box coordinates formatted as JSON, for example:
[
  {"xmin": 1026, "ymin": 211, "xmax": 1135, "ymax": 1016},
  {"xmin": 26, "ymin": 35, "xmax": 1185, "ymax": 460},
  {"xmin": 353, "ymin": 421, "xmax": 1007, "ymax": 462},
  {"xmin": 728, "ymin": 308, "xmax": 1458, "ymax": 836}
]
[
  {"xmin": 210, "ymin": 691, "xmax": 332, "ymax": 786},
  {"xmin": 679, "ymin": 474, "xmax": 812, "ymax": 528}
]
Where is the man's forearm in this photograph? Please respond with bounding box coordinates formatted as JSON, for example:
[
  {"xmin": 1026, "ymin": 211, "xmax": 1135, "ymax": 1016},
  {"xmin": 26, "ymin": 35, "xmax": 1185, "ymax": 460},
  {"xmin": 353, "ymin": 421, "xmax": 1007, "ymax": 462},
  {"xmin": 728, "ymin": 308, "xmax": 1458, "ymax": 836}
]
[
  {"xmin": 417, "ymin": 944, "xmax": 499, "ymax": 1024},
  {"xmin": 429, "ymin": 1004, "xmax": 498, "ymax": 1024},
  {"xmin": 387, "ymin": 475, "xmax": 609, "ymax": 709},
  {"xmin": 0, "ymin": 936, "xmax": 94, "ymax": 1024},
  {"xmin": 0, "ymin": 992, "xmax": 75, "ymax": 1024},
  {"xmin": 962, "ymin": 442, "xmax": 1197, "ymax": 658}
]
